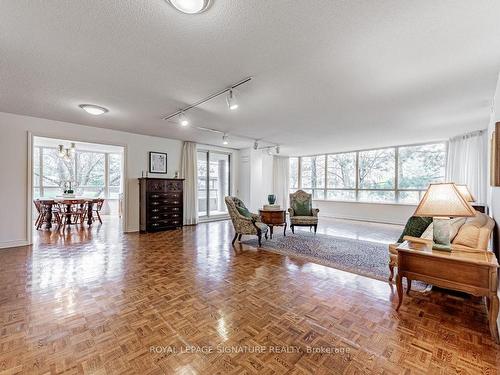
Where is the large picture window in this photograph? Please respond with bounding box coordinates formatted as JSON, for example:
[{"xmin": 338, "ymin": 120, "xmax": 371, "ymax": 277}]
[
  {"xmin": 289, "ymin": 142, "xmax": 446, "ymax": 204},
  {"xmin": 33, "ymin": 146, "xmax": 122, "ymax": 199}
]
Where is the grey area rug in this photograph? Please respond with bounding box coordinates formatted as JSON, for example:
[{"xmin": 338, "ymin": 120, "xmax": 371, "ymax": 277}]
[{"xmin": 243, "ymin": 231, "xmax": 398, "ymax": 283}]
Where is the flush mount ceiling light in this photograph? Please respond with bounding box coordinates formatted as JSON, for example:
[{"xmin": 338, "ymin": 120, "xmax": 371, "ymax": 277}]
[
  {"xmin": 79, "ymin": 104, "xmax": 108, "ymax": 116},
  {"xmin": 226, "ymin": 89, "xmax": 239, "ymax": 110},
  {"xmin": 166, "ymin": 0, "xmax": 211, "ymax": 14},
  {"xmin": 179, "ymin": 112, "xmax": 189, "ymax": 126}
]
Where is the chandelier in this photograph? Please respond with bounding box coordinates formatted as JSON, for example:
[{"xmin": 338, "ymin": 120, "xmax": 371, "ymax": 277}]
[{"xmin": 58, "ymin": 142, "xmax": 76, "ymax": 161}]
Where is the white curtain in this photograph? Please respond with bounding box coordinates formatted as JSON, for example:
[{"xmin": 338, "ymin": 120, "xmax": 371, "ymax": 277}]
[
  {"xmin": 272, "ymin": 156, "xmax": 290, "ymax": 209},
  {"xmin": 180, "ymin": 141, "xmax": 198, "ymax": 225},
  {"xmin": 446, "ymin": 130, "xmax": 487, "ymax": 204}
]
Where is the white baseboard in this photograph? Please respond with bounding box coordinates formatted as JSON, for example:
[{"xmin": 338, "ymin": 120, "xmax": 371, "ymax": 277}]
[
  {"xmin": 319, "ymin": 213, "xmax": 406, "ymax": 226},
  {"xmin": 0, "ymin": 239, "xmax": 30, "ymax": 249}
]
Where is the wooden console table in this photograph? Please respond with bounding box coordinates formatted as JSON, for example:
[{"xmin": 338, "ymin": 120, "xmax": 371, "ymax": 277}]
[
  {"xmin": 396, "ymin": 240, "xmax": 499, "ymax": 343},
  {"xmin": 259, "ymin": 209, "xmax": 286, "ymax": 239}
]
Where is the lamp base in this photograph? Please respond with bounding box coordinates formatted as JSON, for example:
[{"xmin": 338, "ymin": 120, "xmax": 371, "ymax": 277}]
[
  {"xmin": 432, "ymin": 243, "xmax": 452, "ymax": 252},
  {"xmin": 433, "ymin": 217, "xmax": 451, "ymax": 248}
]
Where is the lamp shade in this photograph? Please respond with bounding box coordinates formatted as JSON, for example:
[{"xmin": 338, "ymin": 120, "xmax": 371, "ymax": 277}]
[
  {"xmin": 455, "ymin": 184, "xmax": 476, "ymax": 202},
  {"xmin": 414, "ymin": 183, "xmax": 476, "ymax": 218}
]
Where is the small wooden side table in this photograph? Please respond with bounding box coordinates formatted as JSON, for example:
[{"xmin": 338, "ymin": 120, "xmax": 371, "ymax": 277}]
[
  {"xmin": 259, "ymin": 209, "xmax": 286, "ymax": 239},
  {"xmin": 396, "ymin": 240, "xmax": 499, "ymax": 343}
]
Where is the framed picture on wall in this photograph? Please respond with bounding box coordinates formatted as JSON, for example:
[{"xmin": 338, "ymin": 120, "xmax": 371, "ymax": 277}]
[{"xmin": 149, "ymin": 152, "xmax": 167, "ymax": 174}]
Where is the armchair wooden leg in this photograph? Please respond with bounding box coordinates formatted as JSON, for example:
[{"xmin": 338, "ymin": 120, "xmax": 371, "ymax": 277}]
[
  {"xmin": 291, "ymin": 225, "xmax": 294, "ymax": 234},
  {"xmin": 232, "ymin": 233, "xmax": 238, "ymax": 245},
  {"xmin": 313, "ymin": 225, "xmax": 317, "ymax": 233},
  {"xmin": 257, "ymin": 230, "xmax": 262, "ymax": 247},
  {"xmin": 238, "ymin": 234, "xmax": 242, "ymax": 242}
]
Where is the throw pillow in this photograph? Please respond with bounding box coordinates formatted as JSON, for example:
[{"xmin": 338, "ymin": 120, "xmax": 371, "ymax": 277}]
[
  {"xmin": 236, "ymin": 206, "xmax": 252, "ymax": 218},
  {"xmin": 397, "ymin": 216, "xmax": 433, "ymax": 243},
  {"xmin": 420, "ymin": 217, "xmax": 468, "ymax": 242},
  {"xmin": 293, "ymin": 200, "xmax": 312, "ymax": 216}
]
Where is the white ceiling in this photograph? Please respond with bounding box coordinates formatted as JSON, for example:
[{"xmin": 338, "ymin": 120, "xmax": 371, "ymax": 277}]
[{"xmin": 1, "ymin": 1, "xmax": 500, "ymax": 155}]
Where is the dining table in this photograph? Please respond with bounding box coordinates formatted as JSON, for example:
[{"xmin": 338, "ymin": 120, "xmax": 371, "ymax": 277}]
[{"xmin": 36, "ymin": 197, "xmax": 101, "ymax": 229}]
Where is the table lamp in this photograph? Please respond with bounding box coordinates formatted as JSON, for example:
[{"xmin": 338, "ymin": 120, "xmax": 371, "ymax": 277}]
[
  {"xmin": 414, "ymin": 183, "xmax": 475, "ymax": 251},
  {"xmin": 455, "ymin": 184, "xmax": 476, "ymax": 202}
]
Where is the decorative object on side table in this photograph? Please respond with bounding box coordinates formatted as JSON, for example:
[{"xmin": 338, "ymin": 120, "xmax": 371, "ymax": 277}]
[
  {"xmin": 149, "ymin": 151, "xmax": 167, "ymax": 174},
  {"xmin": 267, "ymin": 194, "xmax": 276, "ymax": 205},
  {"xmin": 413, "ymin": 183, "xmax": 475, "ymax": 251},
  {"xmin": 62, "ymin": 181, "xmax": 75, "ymax": 198}
]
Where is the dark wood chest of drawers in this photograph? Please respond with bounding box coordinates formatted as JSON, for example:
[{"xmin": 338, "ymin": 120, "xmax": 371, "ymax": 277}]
[{"xmin": 139, "ymin": 178, "xmax": 184, "ymax": 232}]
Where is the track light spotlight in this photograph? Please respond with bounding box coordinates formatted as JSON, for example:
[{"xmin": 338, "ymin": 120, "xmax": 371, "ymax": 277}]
[
  {"xmin": 253, "ymin": 140, "xmax": 259, "ymax": 150},
  {"xmin": 222, "ymin": 134, "xmax": 229, "ymax": 145},
  {"xmin": 226, "ymin": 89, "xmax": 239, "ymax": 110},
  {"xmin": 267, "ymin": 148, "xmax": 273, "ymax": 155},
  {"xmin": 179, "ymin": 112, "xmax": 189, "ymax": 126},
  {"xmin": 276, "ymin": 145, "xmax": 280, "ymax": 154}
]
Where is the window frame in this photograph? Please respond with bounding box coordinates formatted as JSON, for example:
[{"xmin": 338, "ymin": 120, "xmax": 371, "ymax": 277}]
[{"xmin": 292, "ymin": 141, "xmax": 447, "ymax": 204}]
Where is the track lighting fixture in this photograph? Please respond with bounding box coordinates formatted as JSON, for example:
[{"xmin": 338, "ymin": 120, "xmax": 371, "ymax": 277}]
[
  {"xmin": 253, "ymin": 140, "xmax": 259, "ymax": 150},
  {"xmin": 226, "ymin": 89, "xmax": 239, "ymax": 110},
  {"xmin": 179, "ymin": 112, "xmax": 189, "ymax": 126},
  {"xmin": 222, "ymin": 134, "xmax": 229, "ymax": 145},
  {"xmin": 276, "ymin": 145, "xmax": 280, "ymax": 154}
]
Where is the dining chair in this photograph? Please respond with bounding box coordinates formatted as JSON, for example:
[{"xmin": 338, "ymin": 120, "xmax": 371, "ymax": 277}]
[
  {"xmin": 34, "ymin": 200, "xmax": 42, "ymax": 228},
  {"xmin": 93, "ymin": 199, "xmax": 105, "ymax": 224}
]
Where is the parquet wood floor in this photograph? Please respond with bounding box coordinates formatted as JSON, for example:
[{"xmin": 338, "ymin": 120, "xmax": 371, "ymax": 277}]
[{"xmin": 1, "ymin": 218, "xmax": 499, "ymax": 374}]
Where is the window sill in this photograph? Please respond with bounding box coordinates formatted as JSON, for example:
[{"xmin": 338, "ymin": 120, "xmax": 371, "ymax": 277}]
[{"xmin": 312, "ymin": 199, "xmax": 418, "ymax": 207}]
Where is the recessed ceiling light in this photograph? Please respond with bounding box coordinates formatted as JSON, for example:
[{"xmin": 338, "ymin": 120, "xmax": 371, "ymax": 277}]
[
  {"xmin": 167, "ymin": 0, "xmax": 211, "ymax": 14},
  {"xmin": 79, "ymin": 104, "xmax": 108, "ymax": 116}
]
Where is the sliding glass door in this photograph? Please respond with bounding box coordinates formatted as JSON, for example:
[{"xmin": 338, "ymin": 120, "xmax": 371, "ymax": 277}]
[{"xmin": 197, "ymin": 150, "xmax": 230, "ymax": 219}]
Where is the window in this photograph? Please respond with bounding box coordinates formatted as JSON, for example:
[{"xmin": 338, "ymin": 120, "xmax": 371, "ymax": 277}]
[
  {"xmin": 398, "ymin": 143, "xmax": 446, "ymax": 190},
  {"xmin": 197, "ymin": 150, "xmax": 230, "ymax": 218},
  {"xmin": 33, "ymin": 146, "xmax": 122, "ymax": 199},
  {"xmin": 300, "ymin": 155, "xmax": 325, "ymax": 199},
  {"xmin": 326, "ymin": 152, "xmax": 356, "ymax": 201},
  {"xmin": 289, "ymin": 142, "xmax": 446, "ymax": 204}
]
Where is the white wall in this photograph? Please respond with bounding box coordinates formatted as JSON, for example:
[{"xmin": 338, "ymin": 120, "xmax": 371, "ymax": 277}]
[
  {"xmin": 488, "ymin": 74, "xmax": 500, "ymax": 254},
  {"xmin": 238, "ymin": 148, "xmax": 273, "ymax": 212},
  {"xmin": 0, "ymin": 111, "xmax": 184, "ymax": 248}
]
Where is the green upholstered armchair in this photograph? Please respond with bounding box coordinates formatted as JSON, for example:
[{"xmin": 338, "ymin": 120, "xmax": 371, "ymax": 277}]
[
  {"xmin": 288, "ymin": 190, "xmax": 319, "ymax": 233},
  {"xmin": 225, "ymin": 196, "xmax": 269, "ymax": 247}
]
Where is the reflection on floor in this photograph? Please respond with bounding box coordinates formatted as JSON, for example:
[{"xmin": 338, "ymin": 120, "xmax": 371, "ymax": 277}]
[{"xmin": 1, "ymin": 217, "xmax": 497, "ymax": 373}]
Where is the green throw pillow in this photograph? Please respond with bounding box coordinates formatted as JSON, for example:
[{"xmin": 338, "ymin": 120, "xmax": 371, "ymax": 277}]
[
  {"xmin": 293, "ymin": 200, "xmax": 312, "ymax": 216},
  {"xmin": 397, "ymin": 216, "xmax": 433, "ymax": 243},
  {"xmin": 236, "ymin": 206, "xmax": 252, "ymax": 218}
]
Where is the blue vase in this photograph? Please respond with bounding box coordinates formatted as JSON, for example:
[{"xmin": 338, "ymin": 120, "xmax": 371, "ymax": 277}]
[{"xmin": 268, "ymin": 194, "xmax": 276, "ymax": 205}]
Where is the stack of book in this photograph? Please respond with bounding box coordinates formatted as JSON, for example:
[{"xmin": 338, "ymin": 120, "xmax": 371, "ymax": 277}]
[{"xmin": 263, "ymin": 204, "xmax": 281, "ymax": 210}]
